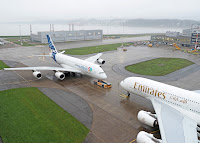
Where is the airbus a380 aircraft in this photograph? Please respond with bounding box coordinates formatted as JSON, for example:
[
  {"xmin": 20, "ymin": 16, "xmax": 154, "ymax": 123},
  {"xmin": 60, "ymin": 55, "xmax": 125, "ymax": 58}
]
[
  {"xmin": 4, "ymin": 35, "xmax": 107, "ymax": 80},
  {"xmin": 120, "ymin": 77, "xmax": 200, "ymax": 143}
]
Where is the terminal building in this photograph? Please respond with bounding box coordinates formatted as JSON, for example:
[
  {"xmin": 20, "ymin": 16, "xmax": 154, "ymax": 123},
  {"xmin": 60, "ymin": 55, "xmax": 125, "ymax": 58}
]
[
  {"xmin": 183, "ymin": 28, "xmax": 200, "ymax": 47},
  {"xmin": 30, "ymin": 29, "xmax": 103, "ymax": 43},
  {"xmin": 151, "ymin": 27, "xmax": 200, "ymax": 47},
  {"xmin": 151, "ymin": 32, "xmax": 191, "ymax": 47}
]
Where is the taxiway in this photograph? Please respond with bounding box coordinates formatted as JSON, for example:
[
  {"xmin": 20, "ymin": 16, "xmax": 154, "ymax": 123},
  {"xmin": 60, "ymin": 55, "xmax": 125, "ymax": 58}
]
[{"xmin": 1, "ymin": 37, "xmax": 200, "ymax": 142}]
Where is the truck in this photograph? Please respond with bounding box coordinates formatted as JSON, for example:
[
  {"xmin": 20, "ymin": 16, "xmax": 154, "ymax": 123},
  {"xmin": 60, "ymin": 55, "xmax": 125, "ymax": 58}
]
[
  {"xmin": 148, "ymin": 44, "xmax": 152, "ymax": 47},
  {"xmin": 94, "ymin": 80, "xmax": 112, "ymax": 88}
]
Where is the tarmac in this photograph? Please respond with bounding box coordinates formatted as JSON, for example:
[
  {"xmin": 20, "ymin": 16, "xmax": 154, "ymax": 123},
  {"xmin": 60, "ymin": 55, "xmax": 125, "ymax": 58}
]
[
  {"xmin": 113, "ymin": 57, "xmax": 200, "ymax": 82},
  {"xmin": 0, "ymin": 62, "xmax": 93, "ymax": 129},
  {"xmin": 1, "ymin": 36, "xmax": 200, "ymax": 142}
]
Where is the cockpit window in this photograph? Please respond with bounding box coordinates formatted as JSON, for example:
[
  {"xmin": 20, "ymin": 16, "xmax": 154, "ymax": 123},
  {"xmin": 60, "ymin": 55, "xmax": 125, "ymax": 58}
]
[{"xmin": 99, "ymin": 72, "xmax": 104, "ymax": 74}]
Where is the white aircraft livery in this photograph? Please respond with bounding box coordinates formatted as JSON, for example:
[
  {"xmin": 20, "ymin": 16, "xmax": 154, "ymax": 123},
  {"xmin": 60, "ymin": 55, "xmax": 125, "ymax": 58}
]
[
  {"xmin": 120, "ymin": 77, "xmax": 200, "ymax": 143},
  {"xmin": 4, "ymin": 35, "xmax": 107, "ymax": 80}
]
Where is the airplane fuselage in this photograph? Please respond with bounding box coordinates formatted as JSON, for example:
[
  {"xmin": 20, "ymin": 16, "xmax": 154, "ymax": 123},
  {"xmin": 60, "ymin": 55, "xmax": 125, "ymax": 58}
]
[
  {"xmin": 120, "ymin": 77, "xmax": 200, "ymax": 124},
  {"xmin": 3, "ymin": 35, "xmax": 107, "ymax": 81},
  {"xmin": 55, "ymin": 53, "xmax": 107, "ymax": 79}
]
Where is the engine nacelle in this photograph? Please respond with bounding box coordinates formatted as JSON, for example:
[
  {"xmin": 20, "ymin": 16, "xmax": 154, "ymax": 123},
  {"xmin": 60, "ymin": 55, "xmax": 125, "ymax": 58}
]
[
  {"xmin": 97, "ymin": 58, "xmax": 105, "ymax": 64},
  {"xmin": 137, "ymin": 131, "xmax": 162, "ymax": 143},
  {"xmin": 33, "ymin": 71, "xmax": 42, "ymax": 79},
  {"xmin": 137, "ymin": 110, "xmax": 158, "ymax": 127},
  {"xmin": 55, "ymin": 71, "xmax": 65, "ymax": 80}
]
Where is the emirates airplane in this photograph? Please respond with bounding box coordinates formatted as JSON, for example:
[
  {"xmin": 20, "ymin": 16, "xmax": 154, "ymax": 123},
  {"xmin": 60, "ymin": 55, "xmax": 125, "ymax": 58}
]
[
  {"xmin": 120, "ymin": 77, "xmax": 200, "ymax": 143},
  {"xmin": 4, "ymin": 35, "xmax": 107, "ymax": 80}
]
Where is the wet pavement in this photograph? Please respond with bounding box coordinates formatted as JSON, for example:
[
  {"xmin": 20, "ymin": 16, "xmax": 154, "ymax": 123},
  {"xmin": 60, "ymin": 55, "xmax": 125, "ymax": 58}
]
[
  {"xmin": 0, "ymin": 62, "xmax": 93, "ymax": 129},
  {"xmin": 113, "ymin": 57, "xmax": 200, "ymax": 82},
  {"xmin": 38, "ymin": 87, "xmax": 93, "ymax": 129},
  {"xmin": 1, "ymin": 38, "xmax": 200, "ymax": 142}
]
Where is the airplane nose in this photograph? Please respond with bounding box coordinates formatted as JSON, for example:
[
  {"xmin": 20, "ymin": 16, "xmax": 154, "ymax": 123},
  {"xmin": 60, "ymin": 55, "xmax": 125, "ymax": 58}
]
[
  {"xmin": 120, "ymin": 80, "xmax": 125, "ymax": 88},
  {"xmin": 99, "ymin": 73, "xmax": 107, "ymax": 79},
  {"xmin": 102, "ymin": 73, "xmax": 107, "ymax": 79}
]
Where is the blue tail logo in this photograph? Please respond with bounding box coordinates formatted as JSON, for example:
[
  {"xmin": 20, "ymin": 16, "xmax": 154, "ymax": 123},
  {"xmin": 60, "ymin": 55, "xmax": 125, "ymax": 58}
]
[{"xmin": 47, "ymin": 35, "xmax": 57, "ymax": 61}]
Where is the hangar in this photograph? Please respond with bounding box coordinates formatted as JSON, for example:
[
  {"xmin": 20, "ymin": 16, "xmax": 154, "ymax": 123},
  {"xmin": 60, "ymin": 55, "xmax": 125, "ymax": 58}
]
[{"xmin": 30, "ymin": 30, "xmax": 103, "ymax": 43}]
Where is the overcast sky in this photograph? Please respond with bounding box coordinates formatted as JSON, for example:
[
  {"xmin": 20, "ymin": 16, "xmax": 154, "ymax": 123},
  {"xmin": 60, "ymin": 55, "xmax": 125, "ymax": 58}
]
[{"xmin": 1, "ymin": 0, "xmax": 200, "ymax": 23}]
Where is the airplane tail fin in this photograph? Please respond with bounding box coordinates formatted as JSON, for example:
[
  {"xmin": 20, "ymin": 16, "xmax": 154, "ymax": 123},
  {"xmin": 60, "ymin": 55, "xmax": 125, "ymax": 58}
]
[{"xmin": 47, "ymin": 35, "xmax": 58, "ymax": 54}]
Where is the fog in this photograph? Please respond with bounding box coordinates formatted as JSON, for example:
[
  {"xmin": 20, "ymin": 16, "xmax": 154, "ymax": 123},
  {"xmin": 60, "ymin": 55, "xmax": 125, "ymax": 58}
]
[{"xmin": 1, "ymin": 0, "xmax": 200, "ymax": 23}]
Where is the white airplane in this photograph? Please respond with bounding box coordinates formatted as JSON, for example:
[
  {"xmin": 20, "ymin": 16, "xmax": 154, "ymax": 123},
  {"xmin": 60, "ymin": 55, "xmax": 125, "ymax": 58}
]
[
  {"xmin": 0, "ymin": 39, "xmax": 4, "ymax": 45},
  {"xmin": 4, "ymin": 35, "xmax": 107, "ymax": 80},
  {"xmin": 120, "ymin": 77, "xmax": 200, "ymax": 143}
]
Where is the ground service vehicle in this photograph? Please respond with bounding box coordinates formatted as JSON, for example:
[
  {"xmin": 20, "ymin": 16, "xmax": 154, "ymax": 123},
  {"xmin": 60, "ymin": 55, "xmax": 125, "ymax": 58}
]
[
  {"xmin": 123, "ymin": 48, "xmax": 127, "ymax": 51},
  {"xmin": 173, "ymin": 43, "xmax": 181, "ymax": 50},
  {"xmin": 94, "ymin": 80, "xmax": 111, "ymax": 88}
]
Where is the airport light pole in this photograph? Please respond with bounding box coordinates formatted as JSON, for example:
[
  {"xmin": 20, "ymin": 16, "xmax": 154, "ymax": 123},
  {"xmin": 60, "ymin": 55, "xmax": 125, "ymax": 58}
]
[
  {"xmin": 121, "ymin": 25, "xmax": 124, "ymax": 48},
  {"xmin": 18, "ymin": 25, "xmax": 23, "ymax": 45}
]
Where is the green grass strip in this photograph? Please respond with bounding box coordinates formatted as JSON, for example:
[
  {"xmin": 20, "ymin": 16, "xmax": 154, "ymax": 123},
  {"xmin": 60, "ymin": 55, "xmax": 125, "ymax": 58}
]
[
  {"xmin": 5, "ymin": 37, "xmax": 34, "ymax": 46},
  {"xmin": 0, "ymin": 88, "xmax": 89, "ymax": 143},
  {"xmin": 63, "ymin": 43, "xmax": 123, "ymax": 55},
  {"xmin": 125, "ymin": 58, "xmax": 194, "ymax": 76},
  {"xmin": 0, "ymin": 36, "xmax": 30, "ymax": 38},
  {"xmin": 0, "ymin": 60, "xmax": 9, "ymax": 70}
]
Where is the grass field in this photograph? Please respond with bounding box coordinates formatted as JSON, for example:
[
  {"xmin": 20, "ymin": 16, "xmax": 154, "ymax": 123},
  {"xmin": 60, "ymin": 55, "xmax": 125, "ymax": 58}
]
[
  {"xmin": 0, "ymin": 36, "xmax": 45, "ymax": 46},
  {"xmin": 4, "ymin": 37, "xmax": 34, "ymax": 46},
  {"xmin": 0, "ymin": 88, "xmax": 89, "ymax": 143},
  {"xmin": 0, "ymin": 36, "xmax": 29, "ymax": 38},
  {"xmin": 125, "ymin": 58, "xmax": 194, "ymax": 76},
  {"xmin": 0, "ymin": 60, "xmax": 9, "ymax": 70},
  {"xmin": 63, "ymin": 43, "xmax": 123, "ymax": 55}
]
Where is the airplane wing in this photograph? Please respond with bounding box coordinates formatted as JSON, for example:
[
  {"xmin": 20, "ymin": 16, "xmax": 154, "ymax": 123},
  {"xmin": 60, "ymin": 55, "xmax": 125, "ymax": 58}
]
[
  {"xmin": 192, "ymin": 90, "xmax": 200, "ymax": 94},
  {"xmin": 85, "ymin": 53, "xmax": 102, "ymax": 63},
  {"xmin": 151, "ymin": 99, "xmax": 198, "ymax": 143},
  {"xmin": 4, "ymin": 66, "xmax": 81, "ymax": 73}
]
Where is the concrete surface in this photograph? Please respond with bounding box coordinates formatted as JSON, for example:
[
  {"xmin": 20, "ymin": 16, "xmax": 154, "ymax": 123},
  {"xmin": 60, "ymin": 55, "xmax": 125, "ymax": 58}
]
[
  {"xmin": 113, "ymin": 57, "xmax": 200, "ymax": 82},
  {"xmin": 0, "ymin": 62, "xmax": 93, "ymax": 129},
  {"xmin": 1, "ymin": 37, "xmax": 200, "ymax": 142},
  {"xmin": 38, "ymin": 87, "xmax": 93, "ymax": 129}
]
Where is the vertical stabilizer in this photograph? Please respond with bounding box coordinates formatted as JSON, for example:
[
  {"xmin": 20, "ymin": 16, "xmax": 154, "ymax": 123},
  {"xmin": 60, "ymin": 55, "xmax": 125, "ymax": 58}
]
[
  {"xmin": 47, "ymin": 35, "xmax": 57, "ymax": 61},
  {"xmin": 47, "ymin": 35, "xmax": 58, "ymax": 54}
]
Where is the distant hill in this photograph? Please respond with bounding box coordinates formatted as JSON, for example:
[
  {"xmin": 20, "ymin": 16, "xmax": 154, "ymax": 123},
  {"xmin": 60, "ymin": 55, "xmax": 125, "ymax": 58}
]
[
  {"xmin": 74, "ymin": 19, "xmax": 200, "ymax": 28},
  {"xmin": 7, "ymin": 18, "xmax": 200, "ymax": 28},
  {"xmin": 124, "ymin": 19, "xmax": 200, "ymax": 28},
  {"xmin": 83, "ymin": 19, "xmax": 200, "ymax": 28}
]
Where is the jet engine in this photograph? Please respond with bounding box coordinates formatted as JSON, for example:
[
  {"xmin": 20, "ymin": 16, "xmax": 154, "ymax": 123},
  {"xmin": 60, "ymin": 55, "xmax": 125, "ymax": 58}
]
[
  {"xmin": 33, "ymin": 71, "xmax": 42, "ymax": 79},
  {"xmin": 55, "ymin": 71, "xmax": 65, "ymax": 80},
  {"xmin": 97, "ymin": 59, "xmax": 105, "ymax": 64},
  {"xmin": 136, "ymin": 131, "xmax": 162, "ymax": 143},
  {"xmin": 137, "ymin": 110, "xmax": 158, "ymax": 127}
]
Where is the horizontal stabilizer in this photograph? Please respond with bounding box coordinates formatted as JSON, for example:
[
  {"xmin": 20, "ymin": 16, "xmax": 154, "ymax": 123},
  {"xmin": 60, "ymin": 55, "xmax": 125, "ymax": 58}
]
[
  {"xmin": 31, "ymin": 55, "xmax": 51, "ymax": 57},
  {"xmin": 60, "ymin": 51, "xmax": 65, "ymax": 54}
]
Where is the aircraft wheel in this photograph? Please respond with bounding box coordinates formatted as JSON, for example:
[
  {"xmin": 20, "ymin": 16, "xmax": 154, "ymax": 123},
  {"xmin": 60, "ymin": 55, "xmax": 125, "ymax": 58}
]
[
  {"xmin": 64, "ymin": 72, "xmax": 70, "ymax": 76},
  {"xmin": 72, "ymin": 72, "xmax": 76, "ymax": 77}
]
